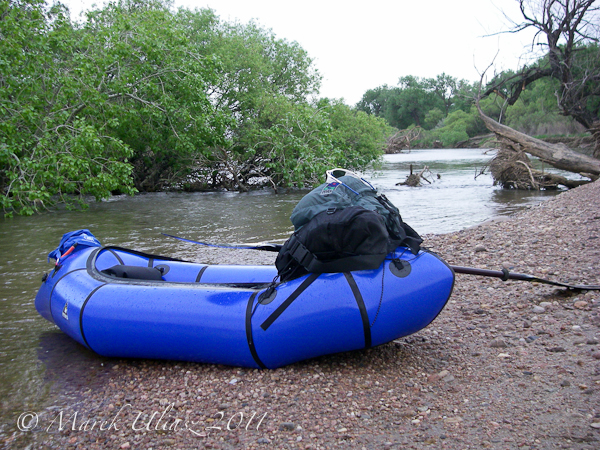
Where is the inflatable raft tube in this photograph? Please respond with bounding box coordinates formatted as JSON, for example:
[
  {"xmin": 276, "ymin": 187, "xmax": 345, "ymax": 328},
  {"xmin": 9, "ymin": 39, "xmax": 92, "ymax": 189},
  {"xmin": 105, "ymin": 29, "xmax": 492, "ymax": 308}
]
[{"xmin": 35, "ymin": 244, "xmax": 454, "ymax": 369}]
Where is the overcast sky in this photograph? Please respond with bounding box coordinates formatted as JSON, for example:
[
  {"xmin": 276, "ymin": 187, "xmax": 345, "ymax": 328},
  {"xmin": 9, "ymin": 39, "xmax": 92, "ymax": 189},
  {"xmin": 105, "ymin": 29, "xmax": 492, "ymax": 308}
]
[{"xmin": 62, "ymin": 0, "xmax": 541, "ymax": 105}]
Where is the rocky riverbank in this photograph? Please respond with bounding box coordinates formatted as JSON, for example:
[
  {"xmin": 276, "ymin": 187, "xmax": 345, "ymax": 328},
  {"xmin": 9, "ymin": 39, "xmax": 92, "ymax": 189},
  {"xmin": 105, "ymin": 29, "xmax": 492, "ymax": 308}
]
[{"xmin": 14, "ymin": 182, "xmax": 600, "ymax": 450}]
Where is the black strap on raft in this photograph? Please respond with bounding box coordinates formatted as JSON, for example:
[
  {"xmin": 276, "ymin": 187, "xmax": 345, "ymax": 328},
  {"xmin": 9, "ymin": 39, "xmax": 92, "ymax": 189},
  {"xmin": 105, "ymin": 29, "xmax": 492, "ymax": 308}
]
[
  {"xmin": 451, "ymin": 265, "xmax": 600, "ymax": 291},
  {"xmin": 195, "ymin": 266, "xmax": 208, "ymax": 283},
  {"xmin": 260, "ymin": 273, "xmax": 319, "ymax": 331},
  {"xmin": 245, "ymin": 292, "xmax": 267, "ymax": 369},
  {"xmin": 343, "ymin": 273, "xmax": 372, "ymax": 348}
]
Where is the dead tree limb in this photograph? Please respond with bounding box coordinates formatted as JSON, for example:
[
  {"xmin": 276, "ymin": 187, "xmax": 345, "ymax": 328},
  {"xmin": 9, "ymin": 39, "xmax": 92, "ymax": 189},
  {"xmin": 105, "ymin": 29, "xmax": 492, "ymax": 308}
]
[
  {"xmin": 475, "ymin": 100, "xmax": 600, "ymax": 179},
  {"xmin": 386, "ymin": 127, "xmax": 423, "ymax": 153},
  {"xmin": 396, "ymin": 165, "xmax": 433, "ymax": 187}
]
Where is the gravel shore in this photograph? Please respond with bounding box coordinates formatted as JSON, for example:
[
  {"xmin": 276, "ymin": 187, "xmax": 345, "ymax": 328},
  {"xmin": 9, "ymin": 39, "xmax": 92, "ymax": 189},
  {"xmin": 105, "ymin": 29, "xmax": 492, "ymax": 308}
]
[{"xmin": 16, "ymin": 181, "xmax": 600, "ymax": 450}]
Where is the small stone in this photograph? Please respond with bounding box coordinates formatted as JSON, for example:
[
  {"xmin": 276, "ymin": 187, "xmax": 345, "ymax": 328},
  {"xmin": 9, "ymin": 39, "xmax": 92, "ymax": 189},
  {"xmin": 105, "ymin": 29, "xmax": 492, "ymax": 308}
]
[
  {"xmin": 574, "ymin": 300, "xmax": 588, "ymax": 309},
  {"xmin": 591, "ymin": 351, "xmax": 600, "ymax": 360},
  {"xmin": 540, "ymin": 302, "xmax": 553, "ymax": 308},
  {"xmin": 257, "ymin": 437, "xmax": 270, "ymax": 444},
  {"xmin": 444, "ymin": 417, "xmax": 463, "ymax": 424},
  {"xmin": 560, "ymin": 380, "xmax": 571, "ymax": 387},
  {"xmin": 437, "ymin": 369, "xmax": 450, "ymax": 378},
  {"xmin": 427, "ymin": 373, "xmax": 441, "ymax": 383},
  {"xmin": 337, "ymin": 427, "xmax": 347, "ymax": 433},
  {"xmin": 591, "ymin": 423, "xmax": 600, "ymax": 429},
  {"xmin": 280, "ymin": 422, "xmax": 296, "ymax": 431},
  {"xmin": 497, "ymin": 353, "xmax": 511, "ymax": 358},
  {"xmin": 532, "ymin": 305, "xmax": 546, "ymax": 314},
  {"xmin": 120, "ymin": 444, "xmax": 130, "ymax": 450},
  {"xmin": 474, "ymin": 245, "xmax": 487, "ymax": 252},
  {"xmin": 586, "ymin": 338, "xmax": 599, "ymax": 345},
  {"xmin": 548, "ymin": 346, "xmax": 566, "ymax": 353},
  {"xmin": 572, "ymin": 325, "xmax": 582, "ymax": 331},
  {"xmin": 490, "ymin": 339, "xmax": 508, "ymax": 348}
]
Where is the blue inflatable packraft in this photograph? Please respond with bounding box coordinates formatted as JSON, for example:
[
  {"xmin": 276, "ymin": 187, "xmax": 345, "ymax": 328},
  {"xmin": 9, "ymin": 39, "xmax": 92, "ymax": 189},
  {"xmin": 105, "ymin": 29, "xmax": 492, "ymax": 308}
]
[{"xmin": 35, "ymin": 231, "xmax": 454, "ymax": 369}]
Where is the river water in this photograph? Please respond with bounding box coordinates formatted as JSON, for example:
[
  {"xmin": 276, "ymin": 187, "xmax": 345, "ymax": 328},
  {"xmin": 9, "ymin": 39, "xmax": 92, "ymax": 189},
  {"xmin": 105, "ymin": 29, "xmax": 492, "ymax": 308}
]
[{"xmin": 0, "ymin": 148, "xmax": 568, "ymax": 437}]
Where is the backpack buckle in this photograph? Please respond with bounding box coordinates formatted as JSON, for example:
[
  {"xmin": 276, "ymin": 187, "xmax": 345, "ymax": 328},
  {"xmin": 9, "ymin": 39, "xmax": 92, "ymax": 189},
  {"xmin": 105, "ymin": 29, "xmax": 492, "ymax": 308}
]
[{"xmin": 326, "ymin": 207, "xmax": 337, "ymax": 215}]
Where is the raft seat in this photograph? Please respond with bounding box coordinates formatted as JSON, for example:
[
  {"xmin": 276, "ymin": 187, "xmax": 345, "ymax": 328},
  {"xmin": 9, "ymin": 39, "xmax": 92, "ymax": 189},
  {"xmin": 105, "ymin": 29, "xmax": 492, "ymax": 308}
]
[{"xmin": 101, "ymin": 265, "xmax": 164, "ymax": 281}]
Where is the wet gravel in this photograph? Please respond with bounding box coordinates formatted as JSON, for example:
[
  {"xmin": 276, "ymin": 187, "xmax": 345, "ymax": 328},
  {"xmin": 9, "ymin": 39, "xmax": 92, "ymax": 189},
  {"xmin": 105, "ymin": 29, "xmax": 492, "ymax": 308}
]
[{"xmin": 7, "ymin": 181, "xmax": 600, "ymax": 450}]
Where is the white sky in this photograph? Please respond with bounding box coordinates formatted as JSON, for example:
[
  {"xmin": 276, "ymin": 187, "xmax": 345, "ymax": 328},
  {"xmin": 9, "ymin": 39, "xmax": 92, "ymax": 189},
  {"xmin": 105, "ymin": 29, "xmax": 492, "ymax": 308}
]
[{"xmin": 62, "ymin": 0, "xmax": 541, "ymax": 105}]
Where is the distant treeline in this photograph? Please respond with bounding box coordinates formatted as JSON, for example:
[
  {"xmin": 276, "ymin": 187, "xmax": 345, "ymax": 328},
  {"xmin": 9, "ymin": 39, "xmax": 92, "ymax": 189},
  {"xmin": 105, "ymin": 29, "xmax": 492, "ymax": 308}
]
[{"xmin": 356, "ymin": 71, "xmax": 586, "ymax": 151}]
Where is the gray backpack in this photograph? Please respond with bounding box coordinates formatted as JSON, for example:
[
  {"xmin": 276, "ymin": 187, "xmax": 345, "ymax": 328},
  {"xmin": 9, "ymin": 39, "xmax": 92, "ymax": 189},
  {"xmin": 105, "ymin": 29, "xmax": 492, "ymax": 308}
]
[{"xmin": 275, "ymin": 169, "xmax": 422, "ymax": 281}]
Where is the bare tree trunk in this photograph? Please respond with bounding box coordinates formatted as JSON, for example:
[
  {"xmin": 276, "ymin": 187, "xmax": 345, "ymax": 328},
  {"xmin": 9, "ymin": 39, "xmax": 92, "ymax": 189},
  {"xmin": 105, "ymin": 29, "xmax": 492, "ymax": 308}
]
[
  {"xmin": 476, "ymin": 101, "xmax": 600, "ymax": 179},
  {"xmin": 591, "ymin": 120, "xmax": 600, "ymax": 159}
]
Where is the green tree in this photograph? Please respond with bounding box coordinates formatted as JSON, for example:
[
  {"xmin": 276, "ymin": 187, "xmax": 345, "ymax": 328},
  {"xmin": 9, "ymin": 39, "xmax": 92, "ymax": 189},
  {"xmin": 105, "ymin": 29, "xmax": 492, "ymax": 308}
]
[
  {"xmin": 83, "ymin": 1, "xmax": 229, "ymax": 191},
  {"xmin": 1, "ymin": 0, "xmax": 232, "ymax": 214},
  {"xmin": 177, "ymin": 14, "xmax": 328, "ymax": 190},
  {"xmin": 504, "ymin": 76, "xmax": 583, "ymax": 136},
  {"xmin": 423, "ymin": 108, "xmax": 445, "ymax": 130},
  {"xmin": 423, "ymin": 73, "xmax": 474, "ymax": 115},
  {"xmin": 0, "ymin": 0, "xmax": 136, "ymax": 215},
  {"xmin": 198, "ymin": 17, "xmax": 321, "ymax": 112},
  {"xmin": 319, "ymin": 98, "xmax": 392, "ymax": 171},
  {"xmin": 356, "ymin": 76, "xmax": 461, "ymax": 131},
  {"xmin": 355, "ymin": 84, "xmax": 406, "ymax": 125},
  {"xmin": 190, "ymin": 95, "xmax": 391, "ymax": 191},
  {"xmin": 252, "ymin": 98, "xmax": 391, "ymax": 188}
]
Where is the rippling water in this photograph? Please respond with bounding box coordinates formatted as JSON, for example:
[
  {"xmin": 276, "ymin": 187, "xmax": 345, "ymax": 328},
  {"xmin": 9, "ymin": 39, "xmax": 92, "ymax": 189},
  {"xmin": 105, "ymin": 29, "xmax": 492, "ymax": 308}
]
[
  {"xmin": 366, "ymin": 149, "xmax": 565, "ymax": 234},
  {"xmin": 0, "ymin": 148, "xmax": 569, "ymax": 437}
]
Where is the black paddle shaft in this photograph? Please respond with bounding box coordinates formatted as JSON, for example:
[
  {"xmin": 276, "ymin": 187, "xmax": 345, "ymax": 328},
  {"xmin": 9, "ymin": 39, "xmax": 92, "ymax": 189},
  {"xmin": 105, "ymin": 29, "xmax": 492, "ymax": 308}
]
[
  {"xmin": 451, "ymin": 265, "xmax": 600, "ymax": 291},
  {"xmin": 162, "ymin": 233, "xmax": 600, "ymax": 290}
]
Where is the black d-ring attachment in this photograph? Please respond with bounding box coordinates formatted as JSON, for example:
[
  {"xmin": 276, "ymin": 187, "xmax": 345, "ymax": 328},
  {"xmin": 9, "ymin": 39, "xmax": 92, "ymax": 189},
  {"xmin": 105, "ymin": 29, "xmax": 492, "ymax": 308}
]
[
  {"xmin": 390, "ymin": 259, "xmax": 411, "ymax": 278},
  {"xmin": 154, "ymin": 264, "xmax": 170, "ymax": 276},
  {"xmin": 258, "ymin": 285, "xmax": 277, "ymax": 304}
]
